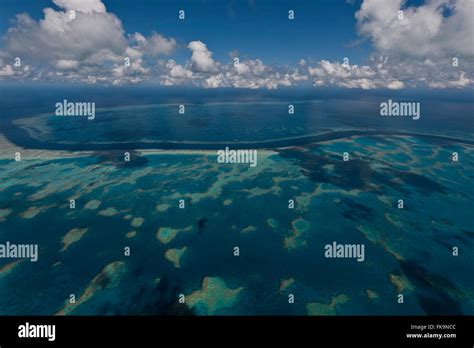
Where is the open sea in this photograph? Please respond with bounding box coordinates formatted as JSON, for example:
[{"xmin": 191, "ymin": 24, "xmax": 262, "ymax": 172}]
[{"xmin": 0, "ymin": 87, "xmax": 473, "ymax": 315}]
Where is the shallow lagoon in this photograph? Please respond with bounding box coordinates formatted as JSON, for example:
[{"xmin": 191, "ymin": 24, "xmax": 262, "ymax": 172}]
[{"xmin": 0, "ymin": 131, "xmax": 472, "ymax": 315}]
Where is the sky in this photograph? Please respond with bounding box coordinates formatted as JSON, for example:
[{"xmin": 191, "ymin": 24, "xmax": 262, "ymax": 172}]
[
  {"xmin": 0, "ymin": 0, "xmax": 369, "ymax": 65},
  {"xmin": 0, "ymin": 0, "xmax": 473, "ymax": 90}
]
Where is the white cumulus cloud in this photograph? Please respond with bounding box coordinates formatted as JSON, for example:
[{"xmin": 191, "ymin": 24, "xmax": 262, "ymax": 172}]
[
  {"xmin": 0, "ymin": 0, "xmax": 176, "ymax": 84},
  {"xmin": 0, "ymin": 0, "xmax": 472, "ymax": 89},
  {"xmin": 187, "ymin": 41, "xmax": 219, "ymax": 73},
  {"xmin": 52, "ymin": 0, "xmax": 106, "ymax": 13}
]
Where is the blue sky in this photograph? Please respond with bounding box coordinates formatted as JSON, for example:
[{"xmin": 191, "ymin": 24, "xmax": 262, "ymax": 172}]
[
  {"xmin": 107, "ymin": 0, "xmax": 370, "ymax": 65},
  {"xmin": 0, "ymin": 0, "xmax": 472, "ymax": 89},
  {"xmin": 0, "ymin": 0, "xmax": 370, "ymax": 65}
]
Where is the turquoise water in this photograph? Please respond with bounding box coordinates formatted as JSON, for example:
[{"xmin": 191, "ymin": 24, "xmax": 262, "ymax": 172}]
[{"xmin": 0, "ymin": 129, "xmax": 473, "ymax": 315}]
